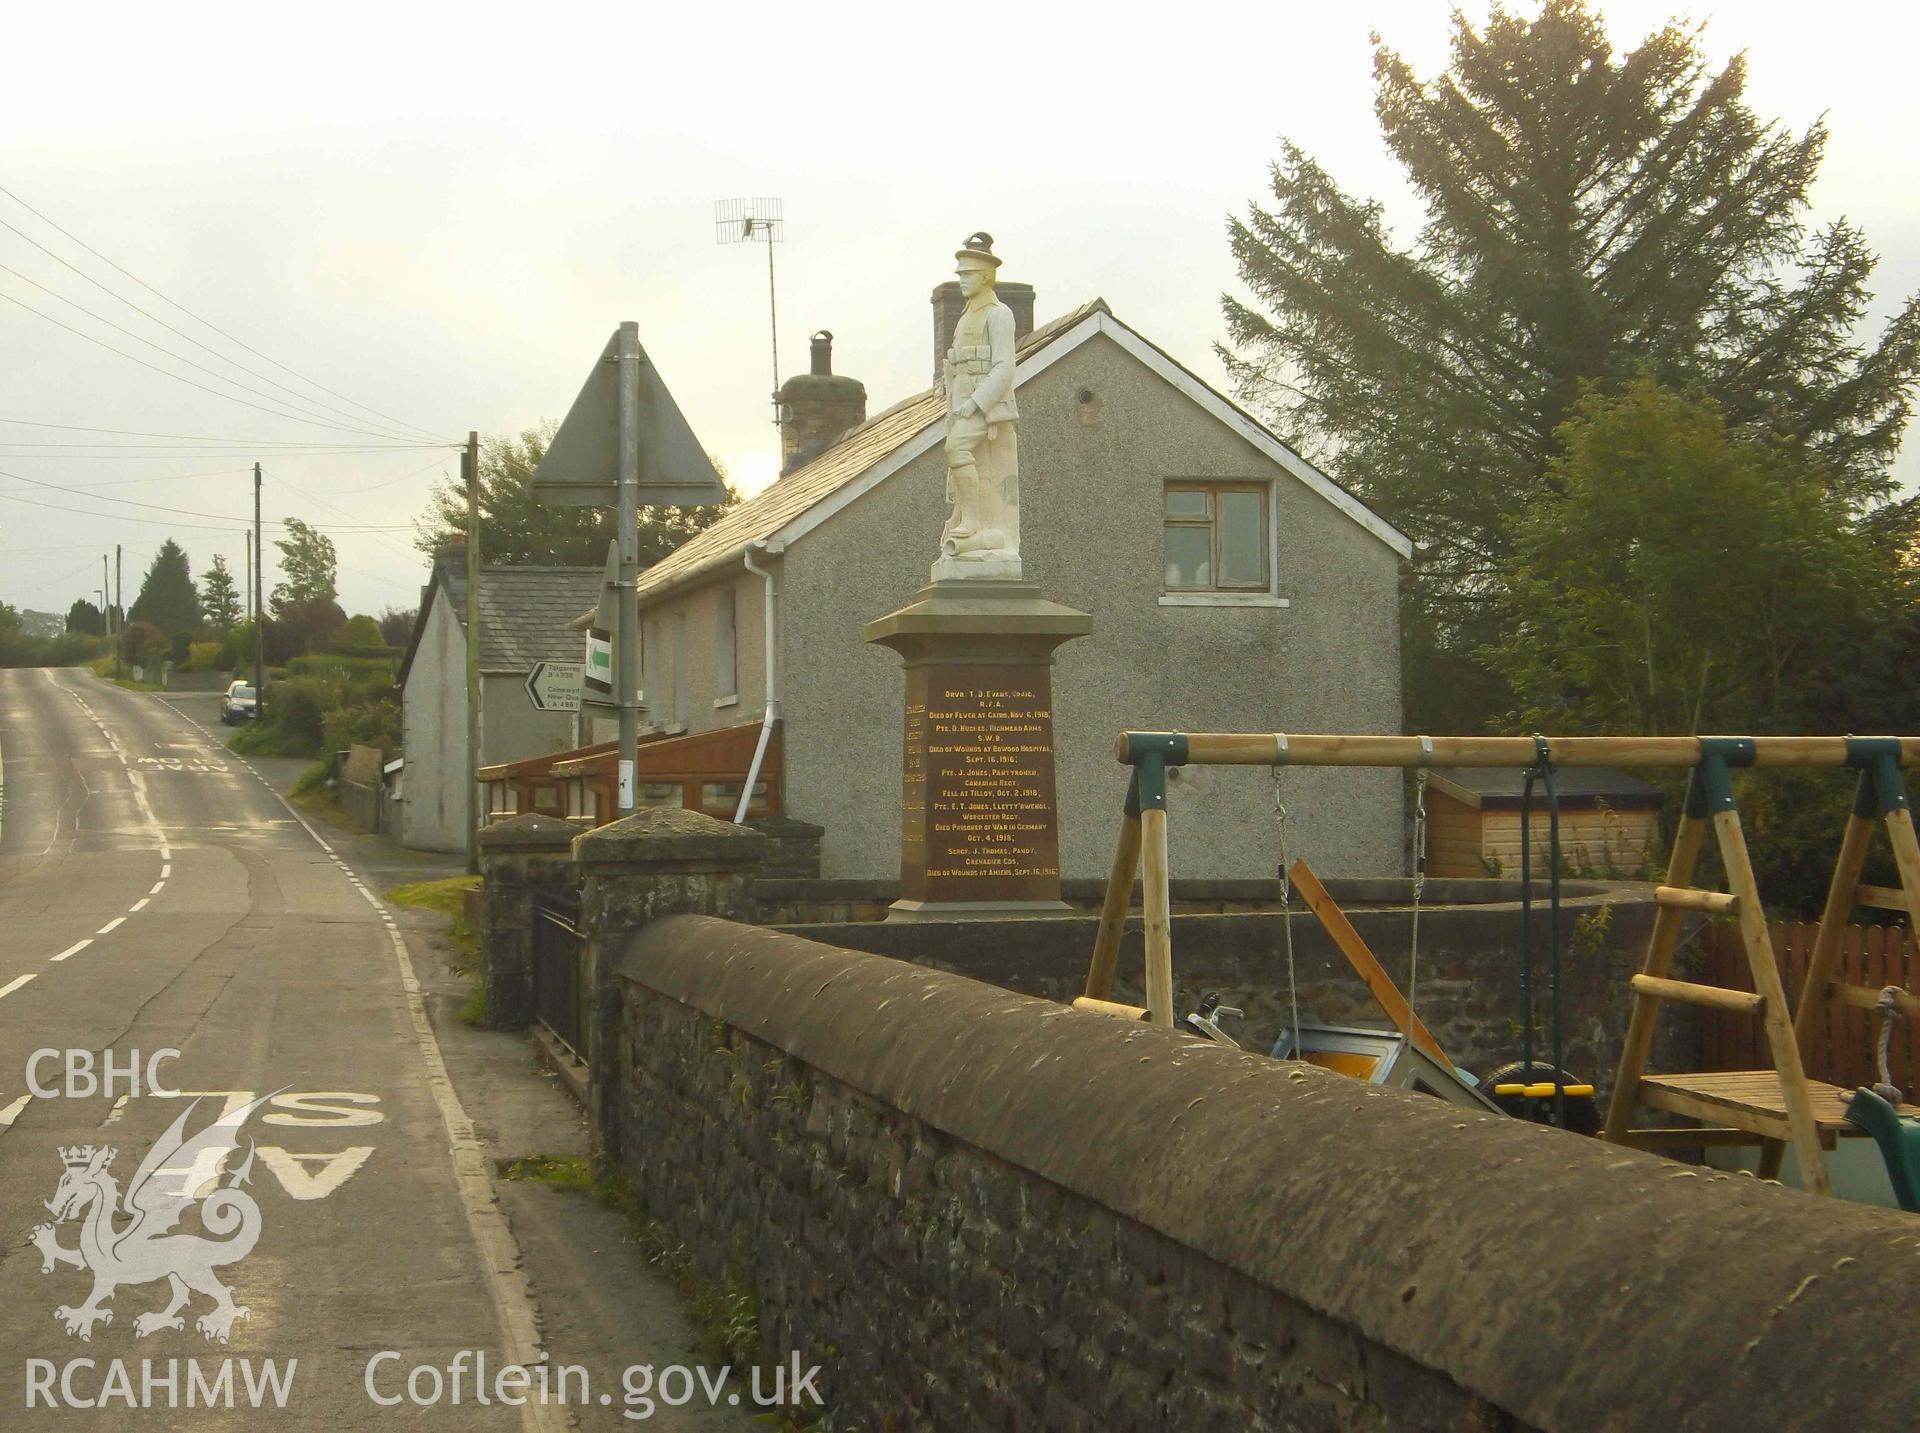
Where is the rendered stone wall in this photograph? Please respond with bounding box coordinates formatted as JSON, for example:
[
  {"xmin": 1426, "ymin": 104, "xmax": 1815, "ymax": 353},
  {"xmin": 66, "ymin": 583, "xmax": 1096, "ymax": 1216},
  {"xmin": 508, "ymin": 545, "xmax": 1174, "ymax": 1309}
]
[{"xmin": 607, "ymin": 917, "xmax": 1920, "ymax": 1433}]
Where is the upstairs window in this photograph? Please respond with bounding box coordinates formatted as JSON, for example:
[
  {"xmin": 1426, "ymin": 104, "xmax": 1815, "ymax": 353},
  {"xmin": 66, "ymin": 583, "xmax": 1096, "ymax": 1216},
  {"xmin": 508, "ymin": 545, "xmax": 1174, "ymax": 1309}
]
[{"xmin": 1163, "ymin": 482, "xmax": 1269, "ymax": 591}]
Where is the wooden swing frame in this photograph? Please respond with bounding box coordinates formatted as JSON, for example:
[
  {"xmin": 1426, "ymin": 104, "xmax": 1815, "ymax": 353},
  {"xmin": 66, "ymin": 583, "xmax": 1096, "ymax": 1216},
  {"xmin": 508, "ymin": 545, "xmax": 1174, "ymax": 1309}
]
[{"xmin": 1080, "ymin": 731, "xmax": 1920, "ymax": 1197}]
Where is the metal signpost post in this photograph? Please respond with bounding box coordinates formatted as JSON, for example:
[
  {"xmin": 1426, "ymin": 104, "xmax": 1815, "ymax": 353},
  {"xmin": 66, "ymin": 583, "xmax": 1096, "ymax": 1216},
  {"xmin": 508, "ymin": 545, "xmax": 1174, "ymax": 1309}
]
[{"xmin": 528, "ymin": 322, "xmax": 726, "ymax": 820}]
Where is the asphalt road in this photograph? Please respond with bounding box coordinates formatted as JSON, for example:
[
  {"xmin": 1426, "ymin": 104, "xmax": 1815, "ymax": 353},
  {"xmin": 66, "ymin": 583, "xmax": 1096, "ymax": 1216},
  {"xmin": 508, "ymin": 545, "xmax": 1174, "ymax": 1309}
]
[{"xmin": 0, "ymin": 669, "xmax": 554, "ymax": 1429}]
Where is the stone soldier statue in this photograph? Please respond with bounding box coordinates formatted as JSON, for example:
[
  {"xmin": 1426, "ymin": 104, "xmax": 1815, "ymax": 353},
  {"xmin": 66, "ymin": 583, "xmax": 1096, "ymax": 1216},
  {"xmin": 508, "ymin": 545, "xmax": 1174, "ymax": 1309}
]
[{"xmin": 935, "ymin": 232, "xmax": 1021, "ymax": 581}]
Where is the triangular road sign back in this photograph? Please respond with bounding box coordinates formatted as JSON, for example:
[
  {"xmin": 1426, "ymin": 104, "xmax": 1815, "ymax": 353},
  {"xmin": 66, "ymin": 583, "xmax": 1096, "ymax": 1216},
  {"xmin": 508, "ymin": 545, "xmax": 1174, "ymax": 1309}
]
[{"xmin": 531, "ymin": 322, "xmax": 728, "ymax": 508}]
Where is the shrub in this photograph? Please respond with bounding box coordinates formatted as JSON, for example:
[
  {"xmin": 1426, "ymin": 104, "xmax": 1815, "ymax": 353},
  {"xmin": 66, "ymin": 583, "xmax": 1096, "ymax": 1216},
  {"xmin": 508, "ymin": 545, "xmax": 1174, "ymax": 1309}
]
[
  {"xmin": 323, "ymin": 696, "xmax": 401, "ymax": 754},
  {"xmin": 185, "ymin": 640, "xmax": 221, "ymax": 671}
]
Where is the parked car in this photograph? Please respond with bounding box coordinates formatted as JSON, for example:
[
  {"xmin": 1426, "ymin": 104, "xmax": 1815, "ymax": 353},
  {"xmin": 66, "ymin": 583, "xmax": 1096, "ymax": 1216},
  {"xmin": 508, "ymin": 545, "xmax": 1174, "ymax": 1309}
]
[{"xmin": 220, "ymin": 681, "xmax": 258, "ymax": 725}]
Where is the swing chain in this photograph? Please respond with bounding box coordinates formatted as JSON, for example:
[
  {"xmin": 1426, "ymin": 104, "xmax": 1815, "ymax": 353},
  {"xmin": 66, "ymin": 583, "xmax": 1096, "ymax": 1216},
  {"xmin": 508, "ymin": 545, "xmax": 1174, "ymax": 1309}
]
[
  {"xmin": 1409, "ymin": 768, "xmax": 1429, "ymax": 1020},
  {"xmin": 1273, "ymin": 766, "xmax": 1302, "ymax": 1059}
]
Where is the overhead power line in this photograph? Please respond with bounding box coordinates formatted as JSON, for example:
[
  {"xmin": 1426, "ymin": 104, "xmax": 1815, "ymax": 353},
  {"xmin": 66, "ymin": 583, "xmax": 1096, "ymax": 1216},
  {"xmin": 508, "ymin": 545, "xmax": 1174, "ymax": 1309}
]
[
  {"xmin": 0, "ymin": 415, "xmax": 445, "ymax": 448},
  {"xmin": 0, "ymin": 263, "xmax": 426, "ymax": 444},
  {"xmin": 0, "ymin": 290, "xmax": 432, "ymax": 442},
  {"xmin": 0, "ymin": 227, "xmax": 444, "ymax": 444},
  {"xmin": 0, "ymin": 183, "xmax": 450, "ymax": 445},
  {"xmin": 0, "ymin": 472, "xmax": 411, "ymax": 532}
]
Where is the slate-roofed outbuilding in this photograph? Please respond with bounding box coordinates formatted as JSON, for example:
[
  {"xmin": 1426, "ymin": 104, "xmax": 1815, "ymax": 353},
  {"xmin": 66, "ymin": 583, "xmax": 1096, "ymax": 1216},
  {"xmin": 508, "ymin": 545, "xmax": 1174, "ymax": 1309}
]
[{"xmin": 400, "ymin": 564, "xmax": 602, "ymax": 681}]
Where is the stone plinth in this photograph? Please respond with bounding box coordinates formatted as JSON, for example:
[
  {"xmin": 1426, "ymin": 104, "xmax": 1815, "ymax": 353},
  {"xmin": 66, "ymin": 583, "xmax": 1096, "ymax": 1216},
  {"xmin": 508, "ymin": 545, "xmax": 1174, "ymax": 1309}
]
[
  {"xmin": 573, "ymin": 808, "xmax": 768, "ymax": 1165},
  {"xmin": 864, "ymin": 580, "xmax": 1091, "ymax": 922},
  {"xmin": 476, "ymin": 813, "xmax": 583, "ymax": 1030}
]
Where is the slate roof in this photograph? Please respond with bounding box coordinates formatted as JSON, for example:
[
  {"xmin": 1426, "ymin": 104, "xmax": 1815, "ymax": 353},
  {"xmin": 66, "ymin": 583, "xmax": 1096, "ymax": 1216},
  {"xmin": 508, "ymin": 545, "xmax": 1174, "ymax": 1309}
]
[
  {"xmin": 401, "ymin": 564, "xmax": 601, "ymax": 680},
  {"xmin": 626, "ymin": 298, "xmax": 1110, "ymax": 606},
  {"xmin": 1429, "ymin": 767, "xmax": 1662, "ymax": 810}
]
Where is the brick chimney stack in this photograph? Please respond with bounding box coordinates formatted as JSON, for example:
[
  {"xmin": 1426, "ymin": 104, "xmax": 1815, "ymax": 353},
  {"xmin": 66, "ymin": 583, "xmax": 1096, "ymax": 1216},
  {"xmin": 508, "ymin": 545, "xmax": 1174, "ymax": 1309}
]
[
  {"xmin": 777, "ymin": 331, "xmax": 867, "ymax": 476},
  {"xmin": 931, "ymin": 279, "xmax": 1035, "ymax": 383}
]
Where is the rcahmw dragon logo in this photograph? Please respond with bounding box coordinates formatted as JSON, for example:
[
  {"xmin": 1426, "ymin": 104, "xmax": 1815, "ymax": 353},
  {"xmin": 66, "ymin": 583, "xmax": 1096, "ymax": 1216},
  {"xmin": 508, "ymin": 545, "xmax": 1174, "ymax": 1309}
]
[{"xmin": 32, "ymin": 1093, "xmax": 275, "ymax": 1342}]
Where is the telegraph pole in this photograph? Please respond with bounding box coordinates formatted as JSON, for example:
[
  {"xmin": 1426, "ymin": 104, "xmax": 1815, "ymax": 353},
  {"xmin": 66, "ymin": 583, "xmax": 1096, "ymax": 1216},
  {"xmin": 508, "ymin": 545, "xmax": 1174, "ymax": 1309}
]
[
  {"xmin": 252, "ymin": 463, "xmax": 265, "ymax": 708},
  {"xmin": 242, "ymin": 530, "xmax": 251, "ymax": 628},
  {"xmin": 464, "ymin": 431, "xmax": 482, "ymax": 873},
  {"xmin": 100, "ymin": 555, "xmax": 110, "ymax": 646},
  {"xmin": 113, "ymin": 547, "xmax": 122, "ymax": 680},
  {"xmin": 616, "ymin": 324, "xmax": 640, "ymax": 818}
]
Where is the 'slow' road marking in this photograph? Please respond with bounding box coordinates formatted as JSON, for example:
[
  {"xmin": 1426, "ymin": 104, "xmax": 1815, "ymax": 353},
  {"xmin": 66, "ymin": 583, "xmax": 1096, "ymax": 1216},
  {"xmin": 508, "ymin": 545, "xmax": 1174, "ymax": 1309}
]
[
  {"xmin": 51, "ymin": 940, "xmax": 90, "ymax": 962},
  {"xmin": 0, "ymin": 973, "xmax": 36, "ymax": 1000}
]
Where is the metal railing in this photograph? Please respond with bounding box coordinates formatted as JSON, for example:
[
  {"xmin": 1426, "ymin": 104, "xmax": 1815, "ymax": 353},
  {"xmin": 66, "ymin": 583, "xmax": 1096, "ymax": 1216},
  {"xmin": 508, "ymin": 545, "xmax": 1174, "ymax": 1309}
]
[{"xmin": 531, "ymin": 893, "xmax": 588, "ymax": 1064}]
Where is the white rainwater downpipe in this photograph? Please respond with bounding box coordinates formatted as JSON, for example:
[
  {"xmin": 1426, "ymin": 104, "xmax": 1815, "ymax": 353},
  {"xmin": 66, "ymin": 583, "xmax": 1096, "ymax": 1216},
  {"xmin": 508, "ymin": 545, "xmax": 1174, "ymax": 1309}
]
[{"xmin": 734, "ymin": 540, "xmax": 782, "ymax": 823}]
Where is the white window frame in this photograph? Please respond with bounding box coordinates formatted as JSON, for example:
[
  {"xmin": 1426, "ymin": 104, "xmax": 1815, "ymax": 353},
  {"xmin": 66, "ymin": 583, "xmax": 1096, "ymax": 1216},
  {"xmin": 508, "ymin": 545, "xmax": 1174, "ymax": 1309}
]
[{"xmin": 1159, "ymin": 477, "xmax": 1290, "ymax": 609}]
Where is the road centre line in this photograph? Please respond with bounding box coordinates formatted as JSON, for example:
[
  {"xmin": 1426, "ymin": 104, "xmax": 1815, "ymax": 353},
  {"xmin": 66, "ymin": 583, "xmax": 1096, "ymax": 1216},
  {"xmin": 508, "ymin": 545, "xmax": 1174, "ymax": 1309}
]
[
  {"xmin": 129, "ymin": 898, "xmax": 149, "ymax": 912},
  {"xmin": 51, "ymin": 940, "xmax": 90, "ymax": 962},
  {"xmin": 97, "ymin": 917, "xmax": 125, "ymax": 935},
  {"xmin": 0, "ymin": 1093, "xmax": 29, "ymax": 1127},
  {"xmin": 0, "ymin": 973, "xmax": 36, "ymax": 1000}
]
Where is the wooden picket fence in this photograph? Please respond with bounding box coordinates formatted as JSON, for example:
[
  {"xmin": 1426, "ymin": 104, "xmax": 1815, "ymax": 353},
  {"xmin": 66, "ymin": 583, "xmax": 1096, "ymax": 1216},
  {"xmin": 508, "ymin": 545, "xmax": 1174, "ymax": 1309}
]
[{"xmin": 1699, "ymin": 920, "xmax": 1918, "ymax": 1091}]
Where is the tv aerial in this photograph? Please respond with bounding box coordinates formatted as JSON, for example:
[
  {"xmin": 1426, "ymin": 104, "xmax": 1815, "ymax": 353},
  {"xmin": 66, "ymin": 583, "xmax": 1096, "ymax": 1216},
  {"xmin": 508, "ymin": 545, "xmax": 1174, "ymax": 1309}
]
[{"xmin": 715, "ymin": 198, "xmax": 785, "ymax": 426}]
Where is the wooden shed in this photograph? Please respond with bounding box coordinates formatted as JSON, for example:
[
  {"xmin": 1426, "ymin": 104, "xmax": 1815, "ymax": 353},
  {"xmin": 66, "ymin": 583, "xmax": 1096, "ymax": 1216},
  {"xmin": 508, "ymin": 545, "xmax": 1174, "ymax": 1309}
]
[{"xmin": 1424, "ymin": 767, "xmax": 1662, "ymax": 879}]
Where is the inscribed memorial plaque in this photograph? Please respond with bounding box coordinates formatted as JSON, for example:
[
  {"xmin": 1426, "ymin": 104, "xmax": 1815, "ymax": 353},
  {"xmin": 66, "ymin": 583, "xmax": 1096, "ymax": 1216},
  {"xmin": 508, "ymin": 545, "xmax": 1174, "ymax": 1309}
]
[{"xmin": 898, "ymin": 662, "xmax": 1062, "ymax": 905}]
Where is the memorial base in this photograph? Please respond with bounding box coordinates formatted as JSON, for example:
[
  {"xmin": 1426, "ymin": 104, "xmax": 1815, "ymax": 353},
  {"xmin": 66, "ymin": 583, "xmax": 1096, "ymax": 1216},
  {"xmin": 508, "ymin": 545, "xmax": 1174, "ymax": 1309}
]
[
  {"xmin": 864, "ymin": 580, "xmax": 1092, "ymax": 924},
  {"xmin": 885, "ymin": 897, "xmax": 1074, "ymax": 922}
]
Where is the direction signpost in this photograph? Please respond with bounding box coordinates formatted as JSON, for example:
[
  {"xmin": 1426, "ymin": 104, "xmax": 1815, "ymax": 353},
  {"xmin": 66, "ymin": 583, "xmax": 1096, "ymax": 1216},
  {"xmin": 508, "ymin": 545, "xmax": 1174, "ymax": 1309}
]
[
  {"xmin": 525, "ymin": 661, "xmax": 585, "ymax": 713},
  {"xmin": 529, "ymin": 322, "xmax": 726, "ymax": 818}
]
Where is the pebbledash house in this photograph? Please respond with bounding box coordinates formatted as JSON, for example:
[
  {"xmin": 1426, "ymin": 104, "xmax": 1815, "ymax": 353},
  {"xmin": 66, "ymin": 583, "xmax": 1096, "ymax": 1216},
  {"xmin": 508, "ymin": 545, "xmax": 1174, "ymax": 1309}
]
[{"xmin": 487, "ymin": 280, "xmax": 1413, "ymax": 882}]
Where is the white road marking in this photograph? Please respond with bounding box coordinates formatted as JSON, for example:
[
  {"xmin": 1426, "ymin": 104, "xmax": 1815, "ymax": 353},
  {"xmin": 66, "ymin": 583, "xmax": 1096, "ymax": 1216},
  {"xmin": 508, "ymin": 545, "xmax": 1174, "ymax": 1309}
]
[
  {"xmin": 97, "ymin": 917, "xmax": 125, "ymax": 935},
  {"xmin": 222, "ymin": 742, "xmax": 557, "ymax": 1433},
  {"xmin": 51, "ymin": 940, "xmax": 90, "ymax": 962},
  {"xmin": 129, "ymin": 897, "xmax": 149, "ymax": 912},
  {"xmin": 102, "ymin": 1095, "xmax": 129, "ymax": 1126},
  {"xmin": 148, "ymin": 880, "xmax": 165, "ymax": 895},
  {"xmin": 0, "ymin": 1093, "xmax": 30, "ymax": 1127},
  {"xmin": 0, "ymin": 973, "xmax": 36, "ymax": 1000},
  {"xmin": 160, "ymin": 863, "xmax": 172, "ymax": 878}
]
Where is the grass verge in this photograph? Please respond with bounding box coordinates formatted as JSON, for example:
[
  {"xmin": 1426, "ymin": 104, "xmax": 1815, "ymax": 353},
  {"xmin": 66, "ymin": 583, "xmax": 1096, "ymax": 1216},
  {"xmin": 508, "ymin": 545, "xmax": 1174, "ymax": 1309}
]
[
  {"xmin": 386, "ymin": 875, "xmax": 485, "ymax": 1024},
  {"xmin": 286, "ymin": 759, "xmax": 356, "ymax": 828},
  {"xmin": 500, "ymin": 1155, "xmax": 831, "ymax": 1427}
]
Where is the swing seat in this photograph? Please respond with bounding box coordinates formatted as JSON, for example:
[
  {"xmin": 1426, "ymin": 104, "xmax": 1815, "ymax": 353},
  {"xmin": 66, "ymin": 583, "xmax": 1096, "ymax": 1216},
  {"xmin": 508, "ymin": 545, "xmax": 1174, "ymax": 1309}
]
[
  {"xmin": 1844, "ymin": 1087, "xmax": 1920, "ymax": 1213},
  {"xmin": 1635, "ymin": 1070, "xmax": 1920, "ymax": 1142}
]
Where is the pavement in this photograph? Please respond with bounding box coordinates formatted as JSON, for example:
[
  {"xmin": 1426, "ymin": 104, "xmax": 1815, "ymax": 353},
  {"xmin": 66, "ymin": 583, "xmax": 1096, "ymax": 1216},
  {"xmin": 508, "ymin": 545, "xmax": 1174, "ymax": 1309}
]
[{"xmin": 0, "ymin": 671, "xmax": 757, "ymax": 1430}]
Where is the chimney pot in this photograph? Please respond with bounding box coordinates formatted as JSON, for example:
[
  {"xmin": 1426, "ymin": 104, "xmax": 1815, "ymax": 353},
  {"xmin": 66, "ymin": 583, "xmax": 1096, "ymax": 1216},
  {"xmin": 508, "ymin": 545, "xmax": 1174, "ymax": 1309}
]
[{"xmin": 778, "ymin": 333, "xmax": 866, "ymax": 476}]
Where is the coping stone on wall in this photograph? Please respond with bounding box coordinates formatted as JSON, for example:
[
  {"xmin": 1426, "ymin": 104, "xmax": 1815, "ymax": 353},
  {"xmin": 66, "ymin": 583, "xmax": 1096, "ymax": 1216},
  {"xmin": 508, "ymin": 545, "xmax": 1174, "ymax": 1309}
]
[
  {"xmin": 617, "ymin": 914, "xmax": 1920, "ymax": 1433},
  {"xmin": 574, "ymin": 807, "xmax": 770, "ymax": 869},
  {"xmin": 478, "ymin": 812, "xmax": 582, "ymax": 850}
]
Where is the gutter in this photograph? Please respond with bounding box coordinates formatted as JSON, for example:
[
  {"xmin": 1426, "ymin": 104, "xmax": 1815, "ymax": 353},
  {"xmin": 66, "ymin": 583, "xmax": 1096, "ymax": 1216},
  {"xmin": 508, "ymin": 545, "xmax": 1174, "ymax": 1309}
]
[{"xmin": 734, "ymin": 540, "xmax": 782, "ymax": 824}]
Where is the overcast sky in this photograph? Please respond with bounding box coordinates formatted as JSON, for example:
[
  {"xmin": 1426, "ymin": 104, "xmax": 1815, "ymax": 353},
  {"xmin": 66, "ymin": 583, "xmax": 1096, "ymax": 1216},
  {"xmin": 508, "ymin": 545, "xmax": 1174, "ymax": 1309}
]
[{"xmin": 5, "ymin": 1, "xmax": 1917, "ymax": 619}]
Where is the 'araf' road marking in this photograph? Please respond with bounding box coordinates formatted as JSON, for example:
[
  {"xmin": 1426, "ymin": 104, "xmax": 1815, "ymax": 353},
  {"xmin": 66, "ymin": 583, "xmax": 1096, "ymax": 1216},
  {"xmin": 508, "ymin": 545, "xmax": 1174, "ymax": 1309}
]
[
  {"xmin": 97, "ymin": 917, "xmax": 125, "ymax": 935},
  {"xmin": 52, "ymin": 940, "xmax": 90, "ymax": 962},
  {"xmin": 0, "ymin": 973, "xmax": 36, "ymax": 1000}
]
